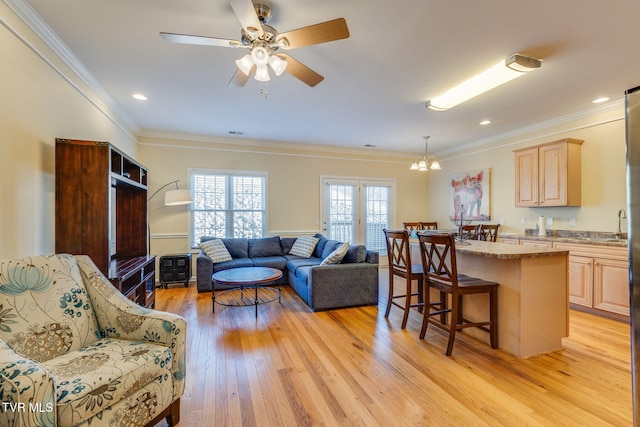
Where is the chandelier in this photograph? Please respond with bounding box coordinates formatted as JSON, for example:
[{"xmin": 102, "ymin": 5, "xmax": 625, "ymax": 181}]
[{"xmin": 410, "ymin": 136, "xmax": 441, "ymax": 171}]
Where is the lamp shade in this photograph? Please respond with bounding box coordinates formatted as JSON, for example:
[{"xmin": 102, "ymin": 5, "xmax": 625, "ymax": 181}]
[
  {"xmin": 235, "ymin": 54, "xmax": 254, "ymax": 75},
  {"xmin": 164, "ymin": 189, "xmax": 193, "ymax": 206},
  {"xmin": 255, "ymin": 64, "xmax": 271, "ymax": 82},
  {"xmin": 269, "ymin": 54, "xmax": 287, "ymax": 76}
]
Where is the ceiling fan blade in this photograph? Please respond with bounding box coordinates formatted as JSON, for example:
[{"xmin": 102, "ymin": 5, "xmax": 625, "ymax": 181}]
[
  {"xmin": 229, "ymin": 0, "xmax": 264, "ymax": 38},
  {"xmin": 160, "ymin": 32, "xmax": 242, "ymax": 48},
  {"xmin": 228, "ymin": 66, "xmax": 254, "ymax": 87},
  {"xmin": 276, "ymin": 18, "xmax": 349, "ymax": 50},
  {"xmin": 279, "ymin": 54, "xmax": 324, "ymax": 87}
]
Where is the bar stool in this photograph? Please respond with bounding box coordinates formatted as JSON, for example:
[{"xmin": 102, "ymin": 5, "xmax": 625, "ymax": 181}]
[
  {"xmin": 417, "ymin": 232, "xmax": 498, "ymax": 356},
  {"xmin": 402, "ymin": 222, "xmax": 423, "ymax": 232},
  {"xmin": 383, "ymin": 229, "xmax": 424, "ymax": 328},
  {"xmin": 459, "ymin": 224, "xmax": 481, "ymax": 240},
  {"xmin": 479, "ymin": 224, "xmax": 500, "ymax": 242},
  {"xmin": 420, "ymin": 221, "xmax": 438, "ymax": 230}
]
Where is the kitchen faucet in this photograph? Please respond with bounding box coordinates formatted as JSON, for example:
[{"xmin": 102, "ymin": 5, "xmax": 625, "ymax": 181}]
[{"xmin": 616, "ymin": 208, "xmax": 627, "ymax": 239}]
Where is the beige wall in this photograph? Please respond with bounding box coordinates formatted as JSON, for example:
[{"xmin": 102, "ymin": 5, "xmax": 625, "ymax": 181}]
[
  {"xmin": 139, "ymin": 136, "xmax": 429, "ymax": 257},
  {"xmin": 0, "ymin": 3, "xmax": 138, "ymax": 258},
  {"xmin": 425, "ymin": 106, "xmax": 627, "ymax": 235}
]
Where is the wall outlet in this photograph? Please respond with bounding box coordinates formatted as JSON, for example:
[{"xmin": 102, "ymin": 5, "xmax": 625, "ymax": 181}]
[
  {"xmin": 520, "ymin": 216, "xmax": 527, "ymax": 225},
  {"xmin": 569, "ymin": 217, "xmax": 577, "ymax": 227},
  {"xmin": 546, "ymin": 217, "xmax": 553, "ymax": 226}
]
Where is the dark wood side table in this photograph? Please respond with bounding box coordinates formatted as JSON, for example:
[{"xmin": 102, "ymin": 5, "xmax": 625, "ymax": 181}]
[
  {"xmin": 212, "ymin": 267, "xmax": 283, "ymax": 318},
  {"xmin": 159, "ymin": 253, "xmax": 192, "ymax": 288}
]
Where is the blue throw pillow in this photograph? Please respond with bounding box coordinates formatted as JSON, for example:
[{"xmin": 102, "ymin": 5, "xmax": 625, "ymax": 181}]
[
  {"xmin": 321, "ymin": 242, "xmax": 350, "ymax": 265},
  {"xmin": 342, "ymin": 245, "xmax": 366, "ymax": 263}
]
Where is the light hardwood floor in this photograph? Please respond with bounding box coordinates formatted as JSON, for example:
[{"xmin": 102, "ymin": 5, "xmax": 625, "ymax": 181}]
[{"xmin": 155, "ymin": 274, "xmax": 632, "ymax": 426}]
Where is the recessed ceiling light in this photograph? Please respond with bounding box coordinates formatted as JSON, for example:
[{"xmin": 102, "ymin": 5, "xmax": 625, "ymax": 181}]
[
  {"xmin": 592, "ymin": 97, "xmax": 610, "ymax": 104},
  {"xmin": 132, "ymin": 93, "xmax": 148, "ymax": 101},
  {"xmin": 479, "ymin": 120, "xmax": 491, "ymax": 126},
  {"xmin": 364, "ymin": 144, "xmax": 376, "ymax": 148},
  {"xmin": 228, "ymin": 131, "xmax": 244, "ymax": 135}
]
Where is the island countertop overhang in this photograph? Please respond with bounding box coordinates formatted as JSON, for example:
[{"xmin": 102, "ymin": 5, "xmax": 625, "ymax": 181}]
[{"xmin": 410, "ymin": 239, "xmax": 569, "ymax": 260}]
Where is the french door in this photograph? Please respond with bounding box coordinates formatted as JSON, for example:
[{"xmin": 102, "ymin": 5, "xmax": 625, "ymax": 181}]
[{"xmin": 321, "ymin": 177, "xmax": 395, "ymax": 255}]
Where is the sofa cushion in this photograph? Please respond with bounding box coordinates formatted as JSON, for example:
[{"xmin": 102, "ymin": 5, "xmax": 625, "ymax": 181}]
[
  {"xmin": 321, "ymin": 240, "xmax": 341, "ymax": 259},
  {"xmin": 313, "ymin": 234, "xmax": 329, "ymax": 258},
  {"xmin": 321, "ymin": 242, "xmax": 350, "ymax": 265},
  {"xmin": 280, "ymin": 237, "xmax": 297, "ymax": 254},
  {"xmin": 0, "ymin": 254, "xmax": 100, "ymax": 362},
  {"xmin": 212, "ymin": 258, "xmax": 254, "ymax": 273},
  {"xmin": 248, "ymin": 236, "xmax": 283, "ymax": 257},
  {"xmin": 343, "ymin": 244, "xmax": 367, "ymax": 264},
  {"xmin": 251, "ymin": 256, "xmax": 288, "ymax": 270},
  {"xmin": 295, "ymin": 265, "xmax": 315, "ymax": 284},
  {"xmin": 199, "ymin": 239, "xmax": 232, "ymax": 263},
  {"xmin": 41, "ymin": 337, "xmax": 172, "ymax": 426},
  {"xmin": 221, "ymin": 238, "xmax": 249, "ymax": 258},
  {"xmin": 289, "ymin": 236, "xmax": 320, "ymax": 258},
  {"xmin": 286, "ymin": 257, "xmax": 322, "ymax": 274}
]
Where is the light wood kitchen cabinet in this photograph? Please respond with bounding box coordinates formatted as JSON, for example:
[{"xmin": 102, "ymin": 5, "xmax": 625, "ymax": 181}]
[
  {"xmin": 514, "ymin": 138, "xmax": 583, "ymax": 207},
  {"xmin": 553, "ymin": 242, "xmax": 629, "ymax": 319},
  {"xmin": 593, "ymin": 256, "xmax": 629, "ymax": 316},
  {"xmin": 519, "ymin": 239, "xmax": 553, "ymax": 248},
  {"xmin": 498, "ymin": 238, "xmax": 520, "ymax": 244},
  {"xmin": 566, "ymin": 255, "xmax": 593, "ymax": 307}
]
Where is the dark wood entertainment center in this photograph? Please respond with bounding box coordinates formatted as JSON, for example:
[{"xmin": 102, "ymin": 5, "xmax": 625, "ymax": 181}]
[{"xmin": 55, "ymin": 138, "xmax": 156, "ymax": 308}]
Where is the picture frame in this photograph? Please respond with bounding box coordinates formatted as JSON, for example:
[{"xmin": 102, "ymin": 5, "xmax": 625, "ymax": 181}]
[{"xmin": 449, "ymin": 168, "xmax": 491, "ymax": 221}]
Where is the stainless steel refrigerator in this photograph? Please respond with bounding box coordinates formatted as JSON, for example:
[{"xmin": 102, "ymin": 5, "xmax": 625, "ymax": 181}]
[{"xmin": 626, "ymin": 85, "xmax": 640, "ymax": 425}]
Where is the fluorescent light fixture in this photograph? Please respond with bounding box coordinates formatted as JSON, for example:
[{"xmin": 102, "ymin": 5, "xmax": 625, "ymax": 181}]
[{"xmin": 426, "ymin": 54, "xmax": 541, "ymax": 111}]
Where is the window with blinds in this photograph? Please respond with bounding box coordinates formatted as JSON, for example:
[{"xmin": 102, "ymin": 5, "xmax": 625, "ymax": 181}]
[{"xmin": 191, "ymin": 170, "xmax": 266, "ymax": 245}]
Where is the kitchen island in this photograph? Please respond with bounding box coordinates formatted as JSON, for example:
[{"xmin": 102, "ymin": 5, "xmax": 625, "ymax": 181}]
[{"xmin": 412, "ymin": 239, "xmax": 569, "ymax": 359}]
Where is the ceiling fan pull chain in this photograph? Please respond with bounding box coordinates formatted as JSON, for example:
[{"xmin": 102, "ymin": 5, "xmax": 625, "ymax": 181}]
[{"xmin": 260, "ymin": 81, "xmax": 268, "ymax": 98}]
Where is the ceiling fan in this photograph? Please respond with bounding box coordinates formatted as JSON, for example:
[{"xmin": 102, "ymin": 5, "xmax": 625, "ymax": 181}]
[{"xmin": 159, "ymin": 0, "xmax": 350, "ymax": 88}]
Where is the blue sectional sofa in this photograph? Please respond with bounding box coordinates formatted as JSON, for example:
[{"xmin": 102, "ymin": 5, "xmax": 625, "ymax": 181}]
[{"xmin": 196, "ymin": 234, "xmax": 379, "ymax": 311}]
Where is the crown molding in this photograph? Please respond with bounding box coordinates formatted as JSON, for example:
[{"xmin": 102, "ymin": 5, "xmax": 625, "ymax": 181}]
[
  {"xmin": 437, "ymin": 99, "xmax": 625, "ymax": 157},
  {"xmin": 3, "ymin": 0, "xmax": 139, "ymax": 136},
  {"xmin": 138, "ymin": 131, "xmax": 412, "ymax": 160}
]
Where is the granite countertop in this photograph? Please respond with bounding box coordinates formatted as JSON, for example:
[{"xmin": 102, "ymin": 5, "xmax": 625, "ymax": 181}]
[
  {"xmin": 455, "ymin": 240, "xmax": 569, "ymax": 260},
  {"xmin": 500, "ymin": 230, "xmax": 628, "ymax": 247}
]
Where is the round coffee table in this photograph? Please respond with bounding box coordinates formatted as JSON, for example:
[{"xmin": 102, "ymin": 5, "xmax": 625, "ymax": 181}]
[{"xmin": 211, "ymin": 267, "xmax": 283, "ymax": 318}]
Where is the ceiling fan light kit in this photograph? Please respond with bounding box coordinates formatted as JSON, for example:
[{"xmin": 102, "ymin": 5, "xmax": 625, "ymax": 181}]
[
  {"xmin": 160, "ymin": 0, "xmax": 350, "ymax": 91},
  {"xmin": 426, "ymin": 53, "xmax": 541, "ymax": 111}
]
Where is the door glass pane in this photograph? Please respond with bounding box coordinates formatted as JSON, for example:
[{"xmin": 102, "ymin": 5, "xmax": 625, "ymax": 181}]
[
  {"xmin": 365, "ymin": 185, "xmax": 389, "ymax": 255},
  {"xmin": 327, "ymin": 184, "xmax": 355, "ymax": 242}
]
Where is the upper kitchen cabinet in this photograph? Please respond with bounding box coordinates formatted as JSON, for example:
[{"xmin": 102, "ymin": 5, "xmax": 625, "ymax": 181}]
[{"xmin": 514, "ymin": 138, "xmax": 583, "ymax": 207}]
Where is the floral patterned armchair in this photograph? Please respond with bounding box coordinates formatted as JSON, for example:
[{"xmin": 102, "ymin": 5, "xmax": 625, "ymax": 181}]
[{"xmin": 0, "ymin": 254, "xmax": 186, "ymax": 427}]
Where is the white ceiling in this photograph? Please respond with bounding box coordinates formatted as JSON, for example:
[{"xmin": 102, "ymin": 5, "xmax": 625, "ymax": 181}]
[{"xmin": 19, "ymin": 0, "xmax": 640, "ymax": 155}]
